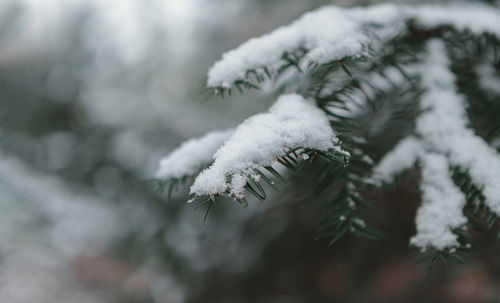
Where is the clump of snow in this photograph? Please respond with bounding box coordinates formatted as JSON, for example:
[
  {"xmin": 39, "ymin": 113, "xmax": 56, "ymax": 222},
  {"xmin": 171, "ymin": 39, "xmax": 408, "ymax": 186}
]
[
  {"xmin": 207, "ymin": 3, "xmax": 500, "ymax": 88},
  {"xmin": 410, "ymin": 153, "xmax": 467, "ymax": 250},
  {"xmin": 230, "ymin": 173, "xmax": 248, "ymax": 199},
  {"xmin": 190, "ymin": 94, "xmax": 342, "ymax": 197},
  {"xmin": 156, "ymin": 129, "xmax": 233, "ymax": 179}
]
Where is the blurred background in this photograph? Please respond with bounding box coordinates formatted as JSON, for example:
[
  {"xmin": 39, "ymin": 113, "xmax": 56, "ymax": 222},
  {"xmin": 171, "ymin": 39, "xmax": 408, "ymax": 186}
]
[{"xmin": 1, "ymin": 0, "xmax": 500, "ymax": 302}]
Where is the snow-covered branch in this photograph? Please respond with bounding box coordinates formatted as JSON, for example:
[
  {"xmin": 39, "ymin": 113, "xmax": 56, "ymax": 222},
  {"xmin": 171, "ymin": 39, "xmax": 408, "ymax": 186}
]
[
  {"xmin": 156, "ymin": 1, "xmax": 500, "ymax": 256},
  {"xmin": 208, "ymin": 3, "xmax": 500, "ymax": 90},
  {"xmin": 416, "ymin": 40, "xmax": 500, "ymax": 216},
  {"xmin": 410, "ymin": 153, "xmax": 467, "ymax": 250},
  {"xmin": 190, "ymin": 94, "xmax": 345, "ymax": 198},
  {"xmin": 374, "ymin": 39, "xmax": 500, "ymax": 250}
]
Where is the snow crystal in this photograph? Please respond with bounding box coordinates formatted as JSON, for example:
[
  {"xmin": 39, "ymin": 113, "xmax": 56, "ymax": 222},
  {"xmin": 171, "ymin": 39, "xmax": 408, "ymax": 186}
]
[
  {"xmin": 375, "ymin": 136, "xmax": 422, "ymax": 182},
  {"xmin": 156, "ymin": 129, "xmax": 233, "ymax": 179},
  {"xmin": 207, "ymin": 3, "xmax": 500, "ymax": 88},
  {"xmin": 190, "ymin": 94, "xmax": 341, "ymax": 196},
  {"xmin": 230, "ymin": 173, "xmax": 248, "ymax": 199},
  {"xmin": 410, "ymin": 153, "xmax": 467, "ymax": 250}
]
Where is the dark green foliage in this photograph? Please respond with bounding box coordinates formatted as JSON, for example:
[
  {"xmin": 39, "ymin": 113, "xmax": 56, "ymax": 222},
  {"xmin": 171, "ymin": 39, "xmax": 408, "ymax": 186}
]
[
  {"xmin": 413, "ymin": 245, "xmax": 468, "ymax": 275},
  {"xmin": 186, "ymin": 147, "xmax": 350, "ymax": 222},
  {"xmin": 447, "ymin": 31, "xmax": 500, "ymax": 142},
  {"xmin": 452, "ymin": 167, "xmax": 499, "ymax": 237}
]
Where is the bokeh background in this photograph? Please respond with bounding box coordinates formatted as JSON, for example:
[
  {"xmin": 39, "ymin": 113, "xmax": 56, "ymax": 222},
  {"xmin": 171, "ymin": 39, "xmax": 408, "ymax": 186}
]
[{"xmin": 1, "ymin": 0, "xmax": 500, "ymax": 302}]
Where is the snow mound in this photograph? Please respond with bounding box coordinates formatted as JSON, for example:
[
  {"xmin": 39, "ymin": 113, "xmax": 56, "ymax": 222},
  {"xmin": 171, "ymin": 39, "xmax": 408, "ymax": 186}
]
[{"xmin": 190, "ymin": 94, "xmax": 341, "ymax": 197}]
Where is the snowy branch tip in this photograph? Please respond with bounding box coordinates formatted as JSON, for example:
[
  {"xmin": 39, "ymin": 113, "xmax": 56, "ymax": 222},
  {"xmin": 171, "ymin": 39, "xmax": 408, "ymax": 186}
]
[
  {"xmin": 189, "ymin": 94, "xmax": 347, "ymax": 198},
  {"xmin": 155, "ymin": 129, "xmax": 233, "ymax": 180}
]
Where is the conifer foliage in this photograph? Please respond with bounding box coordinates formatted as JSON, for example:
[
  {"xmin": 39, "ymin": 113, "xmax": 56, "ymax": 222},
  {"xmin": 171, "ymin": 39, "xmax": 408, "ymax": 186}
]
[{"xmin": 155, "ymin": 2, "xmax": 500, "ymax": 262}]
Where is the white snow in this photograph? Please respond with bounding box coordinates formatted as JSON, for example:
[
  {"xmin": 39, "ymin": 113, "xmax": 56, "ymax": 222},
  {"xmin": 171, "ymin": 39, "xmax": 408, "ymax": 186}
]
[
  {"xmin": 375, "ymin": 136, "xmax": 422, "ymax": 182},
  {"xmin": 229, "ymin": 173, "xmax": 249, "ymax": 199},
  {"xmin": 411, "ymin": 3, "xmax": 500, "ymax": 37},
  {"xmin": 416, "ymin": 39, "xmax": 500, "ymax": 216},
  {"xmin": 207, "ymin": 4, "xmax": 402, "ymax": 88},
  {"xmin": 410, "ymin": 153, "xmax": 467, "ymax": 250},
  {"xmin": 374, "ymin": 39, "xmax": 500, "ymax": 250},
  {"xmin": 190, "ymin": 94, "xmax": 341, "ymax": 197},
  {"xmin": 156, "ymin": 129, "xmax": 233, "ymax": 179},
  {"xmin": 207, "ymin": 3, "xmax": 500, "ymax": 88}
]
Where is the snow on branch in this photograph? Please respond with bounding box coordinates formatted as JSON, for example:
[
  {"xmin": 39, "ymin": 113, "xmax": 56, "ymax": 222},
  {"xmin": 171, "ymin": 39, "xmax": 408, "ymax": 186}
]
[
  {"xmin": 156, "ymin": 129, "xmax": 233, "ymax": 180},
  {"xmin": 189, "ymin": 94, "xmax": 345, "ymax": 198},
  {"xmin": 374, "ymin": 38, "xmax": 500, "ymax": 250},
  {"xmin": 373, "ymin": 40, "xmax": 470, "ymax": 251},
  {"xmin": 411, "ymin": 4, "xmax": 500, "ymax": 37},
  {"xmin": 416, "ymin": 39, "xmax": 500, "ymax": 216},
  {"xmin": 207, "ymin": 4, "xmax": 402, "ymax": 88},
  {"xmin": 154, "ymin": 1, "xmax": 500, "ymax": 254},
  {"xmin": 410, "ymin": 153, "xmax": 467, "ymax": 250},
  {"xmin": 207, "ymin": 3, "xmax": 500, "ymax": 89}
]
